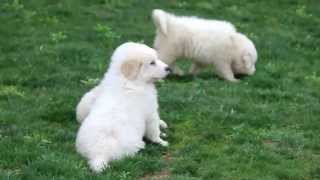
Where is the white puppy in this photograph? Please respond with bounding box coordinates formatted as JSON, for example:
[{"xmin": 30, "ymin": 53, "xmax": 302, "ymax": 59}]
[
  {"xmin": 76, "ymin": 42, "xmax": 171, "ymax": 173},
  {"xmin": 152, "ymin": 9, "xmax": 258, "ymax": 82},
  {"xmin": 76, "ymin": 81, "xmax": 168, "ymax": 129}
]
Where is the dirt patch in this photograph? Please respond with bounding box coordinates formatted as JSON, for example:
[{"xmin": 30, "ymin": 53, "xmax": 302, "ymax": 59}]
[
  {"xmin": 163, "ymin": 152, "xmax": 173, "ymax": 161},
  {"xmin": 140, "ymin": 152, "xmax": 173, "ymax": 180},
  {"xmin": 140, "ymin": 169, "xmax": 171, "ymax": 180}
]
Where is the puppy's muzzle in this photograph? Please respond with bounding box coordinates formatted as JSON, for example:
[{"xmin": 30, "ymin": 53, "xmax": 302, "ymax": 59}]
[{"xmin": 165, "ymin": 67, "xmax": 172, "ymax": 73}]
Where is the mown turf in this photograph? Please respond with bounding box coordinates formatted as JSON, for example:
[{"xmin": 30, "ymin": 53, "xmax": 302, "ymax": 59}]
[{"xmin": 1, "ymin": 0, "xmax": 320, "ymax": 179}]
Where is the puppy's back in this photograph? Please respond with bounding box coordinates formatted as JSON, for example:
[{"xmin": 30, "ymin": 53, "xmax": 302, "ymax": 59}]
[{"xmin": 178, "ymin": 16, "xmax": 236, "ymax": 34}]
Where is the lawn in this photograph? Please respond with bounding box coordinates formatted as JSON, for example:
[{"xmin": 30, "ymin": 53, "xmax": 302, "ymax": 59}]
[{"xmin": 1, "ymin": 0, "xmax": 320, "ymax": 179}]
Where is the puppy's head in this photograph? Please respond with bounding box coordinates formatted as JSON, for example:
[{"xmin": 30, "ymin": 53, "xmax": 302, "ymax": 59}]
[
  {"xmin": 231, "ymin": 34, "xmax": 257, "ymax": 76},
  {"xmin": 233, "ymin": 52, "xmax": 257, "ymax": 76},
  {"xmin": 112, "ymin": 42, "xmax": 171, "ymax": 83}
]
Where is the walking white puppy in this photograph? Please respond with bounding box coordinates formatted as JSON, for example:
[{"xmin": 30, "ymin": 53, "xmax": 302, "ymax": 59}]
[
  {"xmin": 152, "ymin": 9, "xmax": 258, "ymax": 82},
  {"xmin": 76, "ymin": 42, "xmax": 171, "ymax": 173}
]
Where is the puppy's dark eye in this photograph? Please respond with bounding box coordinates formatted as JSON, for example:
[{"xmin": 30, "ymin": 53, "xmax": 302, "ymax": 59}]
[{"xmin": 150, "ymin": 61, "xmax": 156, "ymax": 65}]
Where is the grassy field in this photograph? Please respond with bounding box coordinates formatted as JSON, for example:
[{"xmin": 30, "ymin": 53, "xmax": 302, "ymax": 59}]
[{"xmin": 1, "ymin": 0, "xmax": 320, "ymax": 179}]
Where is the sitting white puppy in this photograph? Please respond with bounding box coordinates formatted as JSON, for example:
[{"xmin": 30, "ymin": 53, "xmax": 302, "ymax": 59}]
[
  {"xmin": 76, "ymin": 42, "xmax": 171, "ymax": 173},
  {"xmin": 76, "ymin": 80, "xmax": 168, "ymax": 129},
  {"xmin": 152, "ymin": 9, "xmax": 258, "ymax": 82}
]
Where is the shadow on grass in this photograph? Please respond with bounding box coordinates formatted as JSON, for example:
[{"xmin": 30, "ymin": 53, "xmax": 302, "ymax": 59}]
[
  {"xmin": 167, "ymin": 72, "xmax": 250, "ymax": 82},
  {"xmin": 167, "ymin": 73, "xmax": 216, "ymax": 82}
]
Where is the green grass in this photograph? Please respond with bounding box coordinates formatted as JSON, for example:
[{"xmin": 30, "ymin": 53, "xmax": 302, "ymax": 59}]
[{"xmin": 1, "ymin": 0, "xmax": 320, "ymax": 179}]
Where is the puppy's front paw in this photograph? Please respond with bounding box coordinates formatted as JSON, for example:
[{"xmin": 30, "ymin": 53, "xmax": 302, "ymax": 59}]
[
  {"xmin": 153, "ymin": 137, "xmax": 169, "ymax": 147},
  {"xmin": 159, "ymin": 139, "xmax": 169, "ymax": 147},
  {"xmin": 173, "ymin": 67, "xmax": 185, "ymax": 76},
  {"xmin": 175, "ymin": 70, "xmax": 185, "ymax": 76},
  {"xmin": 161, "ymin": 132, "xmax": 167, "ymax": 137},
  {"xmin": 159, "ymin": 120, "xmax": 168, "ymax": 129},
  {"xmin": 229, "ymin": 78, "xmax": 240, "ymax": 83},
  {"xmin": 224, "ymin": 76, "xmax": 240, "ymax": 82}
]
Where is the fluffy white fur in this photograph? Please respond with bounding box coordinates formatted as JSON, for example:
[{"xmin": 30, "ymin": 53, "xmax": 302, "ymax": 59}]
[
  {"xmin": 152, "ymin": 9, "xmax": 258, "ymax": 82},
  {"xmin": 76, "ymin": 42, "xmax": 170, "ymax": 173},
  {"xmin": 76, "ymin": 85, "xmax": 102, "ymax": 123}
]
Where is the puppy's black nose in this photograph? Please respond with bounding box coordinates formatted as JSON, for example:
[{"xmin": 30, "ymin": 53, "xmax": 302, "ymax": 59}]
[{"xmin": 165, "ymin": 67, "xmax": 172, "ymax": 73}]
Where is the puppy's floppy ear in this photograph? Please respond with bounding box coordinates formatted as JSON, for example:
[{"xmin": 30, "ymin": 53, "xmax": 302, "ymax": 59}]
[
  {"xmin": 121, "ymin": 59, "xmax": 143, "ymax": 80},
  {"xmin": 242, "ymin": 53, "xmax": 252, "ymax": 68},
  {"xmin": 152, "ymin": 9, "xmax": 168, "ymax": 35}
]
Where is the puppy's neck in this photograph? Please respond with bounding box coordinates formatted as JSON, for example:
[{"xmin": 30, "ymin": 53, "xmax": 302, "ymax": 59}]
[
  {"xmin": 102, "ymin": 72, "xmax": 155, "ymax": 93},
  {"xmin": 122, "ymin": 79, "xmax": 155, "ymax": 92}
]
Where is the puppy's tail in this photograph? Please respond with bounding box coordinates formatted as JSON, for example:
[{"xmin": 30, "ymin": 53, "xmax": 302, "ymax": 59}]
[{"xmin": 152, "ymin": 9, "xmax": 169, "ymax": 35}]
